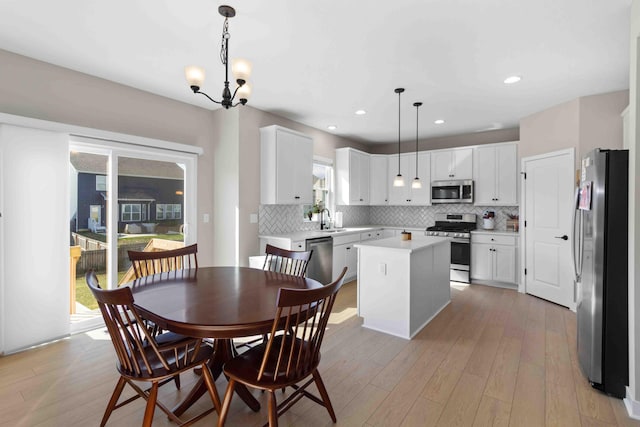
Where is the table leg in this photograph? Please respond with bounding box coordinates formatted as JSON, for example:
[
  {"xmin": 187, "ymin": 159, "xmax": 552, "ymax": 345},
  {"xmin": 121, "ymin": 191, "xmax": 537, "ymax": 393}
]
[{"xmin": 172, "ymin": 338, "xmax": 261, "ymax": 416}]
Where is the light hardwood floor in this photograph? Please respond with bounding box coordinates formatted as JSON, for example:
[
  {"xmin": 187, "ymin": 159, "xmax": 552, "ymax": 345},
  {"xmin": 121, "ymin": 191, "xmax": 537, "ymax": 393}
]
[{"xmin": 2, "ymin": 281, "xmax": 639, "ymax": 426}]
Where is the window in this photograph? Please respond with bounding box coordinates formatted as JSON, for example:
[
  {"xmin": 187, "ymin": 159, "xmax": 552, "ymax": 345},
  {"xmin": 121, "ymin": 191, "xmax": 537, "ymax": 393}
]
[
  {"xmin": 121, "ymin": 203, "xmax": 142, "ymax": 222},
  {"xmin": 156, "ymin": 203, "xmax": 182, "ymax": 220},
  {"xmin": 95, "ymin": 175, "xmax": 106, "ymax": 191},
  {"xmin": 304, "ymin": 161, "xmax": 334, "ymax": 221}
]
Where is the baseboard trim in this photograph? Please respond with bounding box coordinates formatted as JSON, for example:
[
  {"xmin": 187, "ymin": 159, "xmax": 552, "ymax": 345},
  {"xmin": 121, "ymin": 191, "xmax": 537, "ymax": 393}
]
[{"xmin": 624, "ymin": 387, "xmax": 640, "ymax": 420}]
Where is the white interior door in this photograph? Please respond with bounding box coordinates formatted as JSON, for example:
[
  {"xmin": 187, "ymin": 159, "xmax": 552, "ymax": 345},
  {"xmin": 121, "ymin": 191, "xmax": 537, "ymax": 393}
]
[{"xmin": 523, "ymin": 149, "xmax": 575, "ymax": 309}]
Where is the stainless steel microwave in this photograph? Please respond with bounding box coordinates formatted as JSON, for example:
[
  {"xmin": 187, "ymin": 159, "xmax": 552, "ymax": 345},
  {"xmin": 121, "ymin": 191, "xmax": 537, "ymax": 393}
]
[{"xmin": 431, "ymin": 180, "xmax": 474, "ymax": 204}]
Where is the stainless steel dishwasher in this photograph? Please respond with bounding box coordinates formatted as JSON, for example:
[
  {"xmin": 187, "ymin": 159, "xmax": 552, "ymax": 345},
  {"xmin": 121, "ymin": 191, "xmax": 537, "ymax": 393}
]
[{"xmin": 305, "ymin": 236, "xmax": 333, "ymax": 284}]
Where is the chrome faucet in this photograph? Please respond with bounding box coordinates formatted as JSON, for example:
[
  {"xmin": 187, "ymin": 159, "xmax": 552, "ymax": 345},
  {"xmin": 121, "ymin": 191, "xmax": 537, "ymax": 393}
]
[{"xmin": 320, "ymin": 208, "xmax": 331, "ymax": 230}]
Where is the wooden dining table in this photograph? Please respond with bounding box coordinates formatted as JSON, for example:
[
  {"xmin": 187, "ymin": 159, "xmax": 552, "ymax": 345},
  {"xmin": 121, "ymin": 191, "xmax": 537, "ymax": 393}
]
[{"xmin": 129, "ymin": 266, "xmax": 324, "ymax": 416}]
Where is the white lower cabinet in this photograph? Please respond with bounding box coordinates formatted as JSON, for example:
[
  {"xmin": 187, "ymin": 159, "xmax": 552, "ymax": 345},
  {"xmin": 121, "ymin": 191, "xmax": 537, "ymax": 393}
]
[
  {"xmin": 333, "ymin": 234, "xmax": 361, "ymax": 282},
  {"xmin": 471, "ymin": 232, "xmax": 518, "ymax": 286}
]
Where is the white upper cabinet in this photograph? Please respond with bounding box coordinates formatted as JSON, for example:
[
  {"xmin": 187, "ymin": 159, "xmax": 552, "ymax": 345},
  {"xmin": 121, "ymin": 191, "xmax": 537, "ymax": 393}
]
[
  {"xmin": 474, "ymin": 142, "xmax": 518, "ymax": 206},
  {"xmin": 431, "ymin": 148, "xmax": 473, "ymax": 181},
  {"xmin": 369, "ymin": 154, "xmax": 389, "ymax": 205},
  {"xmin": 387, "ymin": 152, "xmax": 431, "ymax": 205},
  {"xmin": 336, "ymin": 148, "xmax": 370, "ymax": 205},
  {"xmin": 260, "ymin": 125, "xmax": 313, "ymax": 205}
]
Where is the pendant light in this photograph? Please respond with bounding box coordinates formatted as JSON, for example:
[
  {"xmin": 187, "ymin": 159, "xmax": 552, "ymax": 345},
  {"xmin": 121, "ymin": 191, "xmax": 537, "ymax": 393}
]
[
  {"xmin": 393, "ymin": 88, "xmax": 405, "ymax": 187},
  {"xmin": 412, "ymin": 102, "xmax": 423, "ymax": 189}
]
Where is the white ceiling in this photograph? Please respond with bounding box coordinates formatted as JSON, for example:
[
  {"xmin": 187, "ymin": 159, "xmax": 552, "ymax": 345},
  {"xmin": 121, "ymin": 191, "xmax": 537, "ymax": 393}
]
[{"xmin": 0, "ymin": 0, "xmax": 631, "ymax": 144}]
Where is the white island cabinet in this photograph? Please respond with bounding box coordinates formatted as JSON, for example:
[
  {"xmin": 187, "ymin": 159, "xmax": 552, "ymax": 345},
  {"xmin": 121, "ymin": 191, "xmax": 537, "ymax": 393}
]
[{"xmin": 355, "ymin": 236, "xmax": 451, "ymax": 339}]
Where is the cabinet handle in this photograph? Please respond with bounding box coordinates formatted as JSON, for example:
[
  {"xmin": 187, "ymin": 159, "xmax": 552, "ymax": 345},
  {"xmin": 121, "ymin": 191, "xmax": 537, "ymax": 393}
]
[
  {"xmin": 490, "ymin": 238, "xmax": 495, "ymax": 241},
  {"xmin": 294, "ymin": 196, "xmax": 300, "ymax": 199},
  {"xmin": 346, "ymin": 247, "xmax": 351, "ymax": 250}
]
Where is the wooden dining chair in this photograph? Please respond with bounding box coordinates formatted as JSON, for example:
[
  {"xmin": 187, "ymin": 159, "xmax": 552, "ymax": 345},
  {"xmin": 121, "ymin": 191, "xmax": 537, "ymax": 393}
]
[
  {"xmin": 262, "ymin": 244, "xmax": 312, "ymax": 276},
  {"xmin": 127, "ymin": 244, "xmax": 200, "ymax": 380},
  {"xmin": 235, "ymin": 244, "xmax": 314, "ymax": 353},
  {"xmin": 217, "ymin": 267, "xmax": 348, "ymax": 427},
  {"xmin": 128, "ymin": 243, "xmax": 198, "ymax": 279},
  {"xmin": 85, "ymin": 271, "xmax": 221, "ymax": 427}
]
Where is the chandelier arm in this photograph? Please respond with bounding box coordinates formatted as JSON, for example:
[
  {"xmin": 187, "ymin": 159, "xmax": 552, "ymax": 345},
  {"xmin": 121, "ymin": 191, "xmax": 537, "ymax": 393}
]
[
  {"xmin": 195, "ymin": 90, "xmax": 222, "ymax": 105},
  {"xmin": 229, "ymin": 84, "xmax": 243, "ymax": 102}
]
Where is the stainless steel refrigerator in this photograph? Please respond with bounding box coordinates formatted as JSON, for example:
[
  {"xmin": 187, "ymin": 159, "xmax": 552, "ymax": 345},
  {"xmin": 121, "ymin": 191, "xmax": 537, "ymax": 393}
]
[{"xmin": 573, "ymin": 148, "xmax": 628, "ymax": 398}]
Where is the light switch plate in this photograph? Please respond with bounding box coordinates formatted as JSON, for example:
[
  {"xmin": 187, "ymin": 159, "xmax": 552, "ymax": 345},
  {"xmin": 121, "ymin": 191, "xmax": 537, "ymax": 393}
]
[
  {"xmin": 249, "ymin": 213, "xmax": 258, "ymax": 224},
  {"xmin": 203, "ymin": 213, "xmax": 210, "ymax": 223}
]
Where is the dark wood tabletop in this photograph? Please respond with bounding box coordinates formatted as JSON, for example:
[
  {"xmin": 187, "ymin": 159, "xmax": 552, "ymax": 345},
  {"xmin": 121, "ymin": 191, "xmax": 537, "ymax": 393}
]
[{"xmin": 129, "ymin": 266, "xmax": 324, "ymax": 415}]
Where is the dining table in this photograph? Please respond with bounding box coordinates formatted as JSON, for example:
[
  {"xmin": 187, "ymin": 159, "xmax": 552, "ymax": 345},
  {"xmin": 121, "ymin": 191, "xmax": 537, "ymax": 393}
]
[{"xmin": 129, "ymin": 266, "xmax": 324, "ymax": 416}]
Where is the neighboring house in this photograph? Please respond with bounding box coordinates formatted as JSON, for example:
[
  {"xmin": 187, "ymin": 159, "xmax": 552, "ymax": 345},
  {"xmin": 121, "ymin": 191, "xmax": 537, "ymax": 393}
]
[{"xmin": 70, "ymin": 153, "xmax": 185, "ymax": 233}]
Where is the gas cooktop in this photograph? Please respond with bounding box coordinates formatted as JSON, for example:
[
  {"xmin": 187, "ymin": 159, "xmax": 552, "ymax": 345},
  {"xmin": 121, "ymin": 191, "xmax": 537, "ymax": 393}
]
[{"xmin": 426, "ymin": 213, "xmax": 477, "ymax": 238}]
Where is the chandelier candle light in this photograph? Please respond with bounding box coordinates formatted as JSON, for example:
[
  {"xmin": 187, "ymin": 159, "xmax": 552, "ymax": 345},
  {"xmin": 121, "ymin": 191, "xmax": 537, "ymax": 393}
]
[
  {"xmin": 184, "ymin": 5, "xmax": 251, "ymax": 109},
  {"xmin": 412, "ymin": 102, "xmax": 423, "ymax": 189},
  {"xmin": 393, "ymin": 88, "xmax": 405, "ymax": 187}
]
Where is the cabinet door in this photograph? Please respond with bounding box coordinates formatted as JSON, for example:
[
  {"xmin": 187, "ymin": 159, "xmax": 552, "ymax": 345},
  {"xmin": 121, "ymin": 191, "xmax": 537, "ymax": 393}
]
[
  {"xmin": 495, "ymin": 144, "xmax": 518, "ymax": 205},
  {"xmin": 452, "ymin": 148, "xmax": 473, "ymax": 179},
  {"xmin": 369, "ymin": 155, "xmax": 388, "ymax": 205},
  {"xmin": 275, "ymin": 130, "xmax": 312, "ymax": 204},
  {"xmin": 431, "ymin": 150, "xmax": 453, "ymax": 181},
  {"xmin": 345, "ymin": 244, "xmax": 358, "ymax": 280},
  {"xmin": 493, "ymin": 245, "xmax": 516, "ymax": 283},
  {"xmin": 332, "ymin": 244, "xmax": 347, "ymax": 281},
  {"xmin": 474, "ymin": 146, "xmax": 498, "ymax": 205},
  {"xmin": 350, "ymin": 150, "xmax": 369, "ymax": 205},
  {"xmin": 470, "ymin": 243, "xmax": 492, "ymax": 280}
]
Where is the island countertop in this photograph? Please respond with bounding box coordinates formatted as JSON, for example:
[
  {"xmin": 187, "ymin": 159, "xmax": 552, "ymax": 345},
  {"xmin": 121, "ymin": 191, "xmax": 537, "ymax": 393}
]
[{"xmin": 354, "ymin": 235, "xmax": 451, "ymax": 253}]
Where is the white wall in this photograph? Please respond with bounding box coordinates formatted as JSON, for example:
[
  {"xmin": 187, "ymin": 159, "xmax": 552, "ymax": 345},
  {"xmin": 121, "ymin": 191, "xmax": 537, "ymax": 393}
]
[{"xmin": 0, "ymin": 125, "xmax": 70, "ymax": 353}]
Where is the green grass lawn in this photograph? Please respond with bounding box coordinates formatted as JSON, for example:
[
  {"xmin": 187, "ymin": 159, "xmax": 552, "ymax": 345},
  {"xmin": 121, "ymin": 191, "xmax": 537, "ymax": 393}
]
[{"xmin": 75, "ymin": 271, "xmax": 128, "ymax": 310}]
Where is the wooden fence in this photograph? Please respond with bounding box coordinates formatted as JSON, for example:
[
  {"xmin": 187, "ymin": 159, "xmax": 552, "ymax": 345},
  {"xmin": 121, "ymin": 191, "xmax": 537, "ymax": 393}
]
[{"xmin": 76, "ymin": 243, "xmax": 147, "ymax": 274}]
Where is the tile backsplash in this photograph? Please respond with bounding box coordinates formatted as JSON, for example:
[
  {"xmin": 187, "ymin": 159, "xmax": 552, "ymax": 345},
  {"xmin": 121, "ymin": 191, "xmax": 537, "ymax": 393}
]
[{"xmin": 259, "ymin": 204, "xmax": 519, "ymax": 235}]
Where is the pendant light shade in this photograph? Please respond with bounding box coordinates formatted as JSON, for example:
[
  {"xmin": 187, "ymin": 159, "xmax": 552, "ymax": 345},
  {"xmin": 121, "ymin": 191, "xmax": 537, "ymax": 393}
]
[
  {"xmin": 393, "ymin": 88, "xmax": 405, "ymax": 187},
  {"xmin": 412, "ymin": 102, "xmax": 423, "ymax": 189}
]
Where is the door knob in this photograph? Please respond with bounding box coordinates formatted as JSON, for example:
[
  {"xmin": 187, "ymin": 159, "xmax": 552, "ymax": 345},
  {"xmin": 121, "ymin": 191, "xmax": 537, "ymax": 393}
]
[{"xmin": 555, "ymin": 235, "xmax": 569, "ymax": 241}]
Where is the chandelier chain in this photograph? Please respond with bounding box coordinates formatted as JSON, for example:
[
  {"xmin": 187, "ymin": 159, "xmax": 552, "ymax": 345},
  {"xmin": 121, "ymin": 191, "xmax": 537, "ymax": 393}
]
[{"xmin": 220, "ymin": 17, "xmax": 229, "ymax": 65}]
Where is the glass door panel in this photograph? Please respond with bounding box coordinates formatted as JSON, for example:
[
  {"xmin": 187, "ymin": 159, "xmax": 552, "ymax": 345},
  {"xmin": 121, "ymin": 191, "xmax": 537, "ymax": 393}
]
[
  {"xmin": 116, "ymin": 156, "xmax": 186, "ymax": 285},
  {"xmin": 69, "ymin": 151, "xmax": 110, "ymax": 324}
]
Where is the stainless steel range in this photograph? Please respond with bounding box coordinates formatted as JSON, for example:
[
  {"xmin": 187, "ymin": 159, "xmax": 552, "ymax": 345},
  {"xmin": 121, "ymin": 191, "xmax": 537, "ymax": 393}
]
[{"xmin": 426, "ymin": 213, "xmax": 477, "ymax": 283}]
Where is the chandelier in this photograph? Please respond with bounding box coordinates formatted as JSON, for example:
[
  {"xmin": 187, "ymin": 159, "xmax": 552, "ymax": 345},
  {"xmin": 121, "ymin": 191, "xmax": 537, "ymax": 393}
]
[{"xmin": 184, "ymin": 5, "xmax": 252, "ymax": 109}]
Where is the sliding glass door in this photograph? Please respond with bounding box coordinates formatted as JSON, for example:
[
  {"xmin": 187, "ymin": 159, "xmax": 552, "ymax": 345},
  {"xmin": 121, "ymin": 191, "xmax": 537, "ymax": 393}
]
[{"xmin": 69, "ymin": 138, "xmax": 197, "ymax": 330}]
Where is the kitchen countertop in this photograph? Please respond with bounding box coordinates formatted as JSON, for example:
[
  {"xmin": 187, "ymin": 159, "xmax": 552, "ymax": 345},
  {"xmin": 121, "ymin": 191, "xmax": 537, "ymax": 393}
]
[
  {"xmin": 259, "ymin": 225, "xmax": 426, "ymax": 241},
  {"xmin": 355, "ymin": 235, "xmax": 451, "ymax": 253}
]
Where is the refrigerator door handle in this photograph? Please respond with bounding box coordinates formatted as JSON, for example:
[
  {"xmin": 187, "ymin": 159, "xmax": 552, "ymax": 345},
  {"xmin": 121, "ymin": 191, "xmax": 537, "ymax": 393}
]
[{"xmin": 571, "ymin": 187, "xmax": 582, "ymax": 283}]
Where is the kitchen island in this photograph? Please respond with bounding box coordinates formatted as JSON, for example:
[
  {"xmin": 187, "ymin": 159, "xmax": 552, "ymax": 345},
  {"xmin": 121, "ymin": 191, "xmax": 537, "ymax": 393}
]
[{"xmin": 355, "ymin": 235, "xmax": 451, "ymax": 339}]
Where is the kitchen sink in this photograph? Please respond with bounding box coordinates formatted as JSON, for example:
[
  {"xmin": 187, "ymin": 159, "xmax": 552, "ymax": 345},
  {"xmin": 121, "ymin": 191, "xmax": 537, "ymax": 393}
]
[{"xmin": 322, "ymin": 228, "xmax": 345, "ymax": 233}]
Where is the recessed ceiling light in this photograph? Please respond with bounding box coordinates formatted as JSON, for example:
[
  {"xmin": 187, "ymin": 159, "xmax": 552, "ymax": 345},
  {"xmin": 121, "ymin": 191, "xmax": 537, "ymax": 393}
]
[
  {"xmin": 434, "ymin": 119, "xmax": 445, "ymax": 125},
  {"xmin": 503, "ymin": 75, "xmax": 522, "ymax": 84},
  {"xmin": 327, "ymin": 125, "xmax": 337, "ymax": 130},
  {"xmin": 355, "ymin": 110, "xmax": 366, "ymax": 115}
]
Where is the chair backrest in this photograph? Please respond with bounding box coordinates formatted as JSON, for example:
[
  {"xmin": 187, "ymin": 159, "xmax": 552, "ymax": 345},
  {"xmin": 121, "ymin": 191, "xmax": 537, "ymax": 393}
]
[
  {"xmin": 262, "ymin": 244, "xmax": 313, "ymax": 277},
  {"xmin": 85, "ymin": 270, "xmax": 174, "ymax": 377},
  {"xmin": 128, "ymin": 243, "xmax": 198, "ymax": 279},
  {"xmin": 258, "ymin": 267, "xmax": 347, "ymax": 382}
]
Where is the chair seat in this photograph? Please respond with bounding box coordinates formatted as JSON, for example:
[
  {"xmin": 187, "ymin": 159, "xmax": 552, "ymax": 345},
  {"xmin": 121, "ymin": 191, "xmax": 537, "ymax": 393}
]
[
  {"xmin": 224, "ymin": 335, "xmax": 318, "ymax": 388},
  {"xmin": 119, "ymin": 339, "xmax": 213, "ymax": 380}
]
